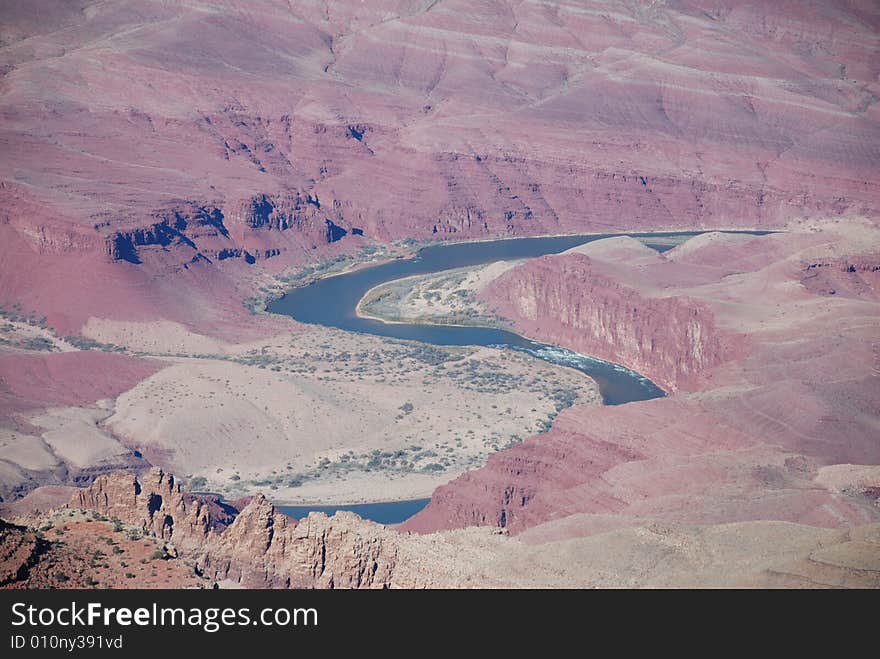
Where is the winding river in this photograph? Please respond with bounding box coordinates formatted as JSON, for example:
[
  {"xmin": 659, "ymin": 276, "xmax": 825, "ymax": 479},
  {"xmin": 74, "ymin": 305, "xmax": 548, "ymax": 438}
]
[{"xmin": 267, "ymin": 230, "xmax": 765, "ymax": 522}]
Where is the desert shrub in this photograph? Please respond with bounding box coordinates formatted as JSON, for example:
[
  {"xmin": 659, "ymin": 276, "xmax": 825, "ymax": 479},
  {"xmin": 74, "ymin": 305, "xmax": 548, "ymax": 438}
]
[
  {"xmin": 188, "ymin": 476, "xmax": 207, "ymax": 492},
  {"xmin": 22, "ymin": 336, "xmax": 55, "ymax": 351}
]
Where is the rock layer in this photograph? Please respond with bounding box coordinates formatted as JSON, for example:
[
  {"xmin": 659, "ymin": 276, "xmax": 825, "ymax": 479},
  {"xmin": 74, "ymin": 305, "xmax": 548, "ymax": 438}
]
[
  {"xmin": 71, "ymin": 468, "xmax": 236, "ymax": 551},
  {"xmin": 481, "ymin": 252, "xmax": 734, "ymax": 391},
  {"xmin": 198, "ymin": 496, "xmax": 400, "ymax": 589},
  {"xmin": 1, "ymin": 1, "xmax": 879, "ymax": 333},
  {"xmin": 68, "ymin": 469, "xmax": 404, "ymax": 588}
]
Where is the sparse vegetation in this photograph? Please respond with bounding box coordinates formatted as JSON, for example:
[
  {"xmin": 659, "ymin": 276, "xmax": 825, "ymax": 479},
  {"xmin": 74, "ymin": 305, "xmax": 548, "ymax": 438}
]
[
  {"xmin": 0, "ymin": 304, "xmax": 49, "ymax": 328},
  {"xmin": 357, "ymin": 265, "xmax": 511, "ymax": 329},
  {"xmin": 21, "ymin": 336, "xmax": 55, "ymax": 351},
  {"xmin": 63, "ymin": 335, "xmax": 124, "ymax": 352},
  {"xmin": 188, "ymin": 476, "xmax": 208, "ymax": 492},
  {"xmin": 216, "ymin": 339, "xmax": 594, "ymax": 496}
]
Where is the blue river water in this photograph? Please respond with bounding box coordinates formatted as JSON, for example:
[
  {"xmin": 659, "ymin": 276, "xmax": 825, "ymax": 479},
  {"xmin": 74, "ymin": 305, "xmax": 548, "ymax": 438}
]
[
  {"xmin": 278, "ymin": 499, "xmax": 431, "ymax": 525},
  {"xmin": 266, "ymin": 230, "xmax": 768, "ymax": 523}
]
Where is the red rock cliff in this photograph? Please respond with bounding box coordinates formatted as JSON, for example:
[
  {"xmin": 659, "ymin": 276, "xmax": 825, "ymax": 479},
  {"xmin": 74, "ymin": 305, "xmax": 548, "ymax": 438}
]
[
  {"xmin": 481, "ymin": 253, "xmax": 734, "ymax": 391},
  {"xmin": 197, "ymin": 495, "xmax": 400, "ymax": 589},
  {"xmin": 68, "ymin": 470, "xmax": 408, "ymax": 589},
  {"xmin": 3, "ymin": 1, "xmax": 880, "ymax": 335},
  {"xmin": 70, "ymin": 468, "xmax": 236, "ymax": 551}
]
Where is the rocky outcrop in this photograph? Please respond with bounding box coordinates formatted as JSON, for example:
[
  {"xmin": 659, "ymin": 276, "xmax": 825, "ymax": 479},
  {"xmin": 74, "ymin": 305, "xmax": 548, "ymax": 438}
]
[
  {"xmin": 801, "ymin": 254, "xmax": 880, "ymax": 300},
  {"xmin": 481, "ymin": 253, "xmax": 733, "ymax": 391},
  {"xmin": 69, "ymin": 468, "xmax": 236, "ymax": 550},
  {"xmin": 235, "ymin": 193, "xmax": 309, "ymax": 232},
  {"xmin": 106, "ymin": 222, "xmax": 192, "ymax": 264},
  {"xmin": 66, "ymin": 469, "xmax": 405, "ymax": 588},
  {"xmin": 0, "ymin": 519, "xmax": 47, "ymax": 586},
  {"xmin": 197, "ymin": 495, "xmax": 400, "ymax": 588},
  {"xmin": 230, "ymin": 193, "xmax": 353, "ymax": 244},
  {"xmin": 102, "ymin": 192, "xmax": 360, "ymax": 267},
  {"xmin": 105, "ymin": 205, "xmax": 235, "ymax": 264}
]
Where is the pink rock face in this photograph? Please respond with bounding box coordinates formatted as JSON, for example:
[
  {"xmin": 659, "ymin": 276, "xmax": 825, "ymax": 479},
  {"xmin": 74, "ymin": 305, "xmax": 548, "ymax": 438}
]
[
  {"xmin": 401, "ymin": 231, "xmax": 880, "ymax": 537},
  {"xmin": 1, "ymin": 1, "xmax": 879, "ymax": 332},
  {"xmin": 71, "ymin": 469, "xmax": 406, "ymax": 588},
  {"xmin": 199, "ymin": 496, "xmax": 400, "ymax": 589},
  {"xmin": 70, "ymin": 467, "xmax": 236, "ymax": 551},
  {"xmin": 481, "ymin": 252, "xmax": 735, "ymax": 391}
]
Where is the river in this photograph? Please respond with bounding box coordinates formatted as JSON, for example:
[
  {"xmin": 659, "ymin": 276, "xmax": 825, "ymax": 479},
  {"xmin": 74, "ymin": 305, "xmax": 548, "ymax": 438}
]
[{"xmin": 266, "ymin": 230, "xmax": 766, "ymax": 522}]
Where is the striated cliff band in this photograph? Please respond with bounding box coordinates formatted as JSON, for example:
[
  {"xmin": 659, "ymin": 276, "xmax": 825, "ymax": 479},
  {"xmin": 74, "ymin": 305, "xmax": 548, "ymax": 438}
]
[
  {"xmin": 1, "ymin": 0, "xmax": 879, "ymax": 336},
  {"xmin": 479, "ymin": 250, "xmax": 735, "ymax": 392}
]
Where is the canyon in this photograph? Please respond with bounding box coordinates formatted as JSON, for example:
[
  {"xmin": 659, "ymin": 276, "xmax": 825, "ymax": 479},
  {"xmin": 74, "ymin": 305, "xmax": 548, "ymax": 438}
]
[
  {"xmin": 4, "ymin": 223, "xmax": 880, "ymax": 588},
  {"xmin": 403, "ymin": 223, "xmax": 880, "ymax": 539},
  {"xmin": 1, "ymin": 1, "xmax": 880, "ymax": 588},
  {"xmin": 1, "ymin": 0, "xmax": 879, "ymax": 335}
]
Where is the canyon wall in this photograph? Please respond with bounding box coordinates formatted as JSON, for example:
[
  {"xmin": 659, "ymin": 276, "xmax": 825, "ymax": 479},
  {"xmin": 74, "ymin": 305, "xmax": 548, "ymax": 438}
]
[
  {"xmin": 403, "ymin": 229, "xmax": 880, "ymax": 536},
  {"xmin": 1, "ymin": 1, "xmax": 879, "ymax": 335},
  {"xmin": 197, "ymin": 495, "xmax": 401, "ymax": 589},
  {"xmin": 481, "ymin": 253, "xmax": 733, "ymax": 391},
  {"xmin": 42, "ymin": 452, "xmax": 880, "ymax": 589}
]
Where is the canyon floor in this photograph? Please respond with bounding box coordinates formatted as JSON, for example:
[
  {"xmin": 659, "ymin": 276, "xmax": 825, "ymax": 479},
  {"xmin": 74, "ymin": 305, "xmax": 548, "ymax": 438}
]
[{"xmin": 0, "ymin": 313, "xmax": 600, "ymax": 505}]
